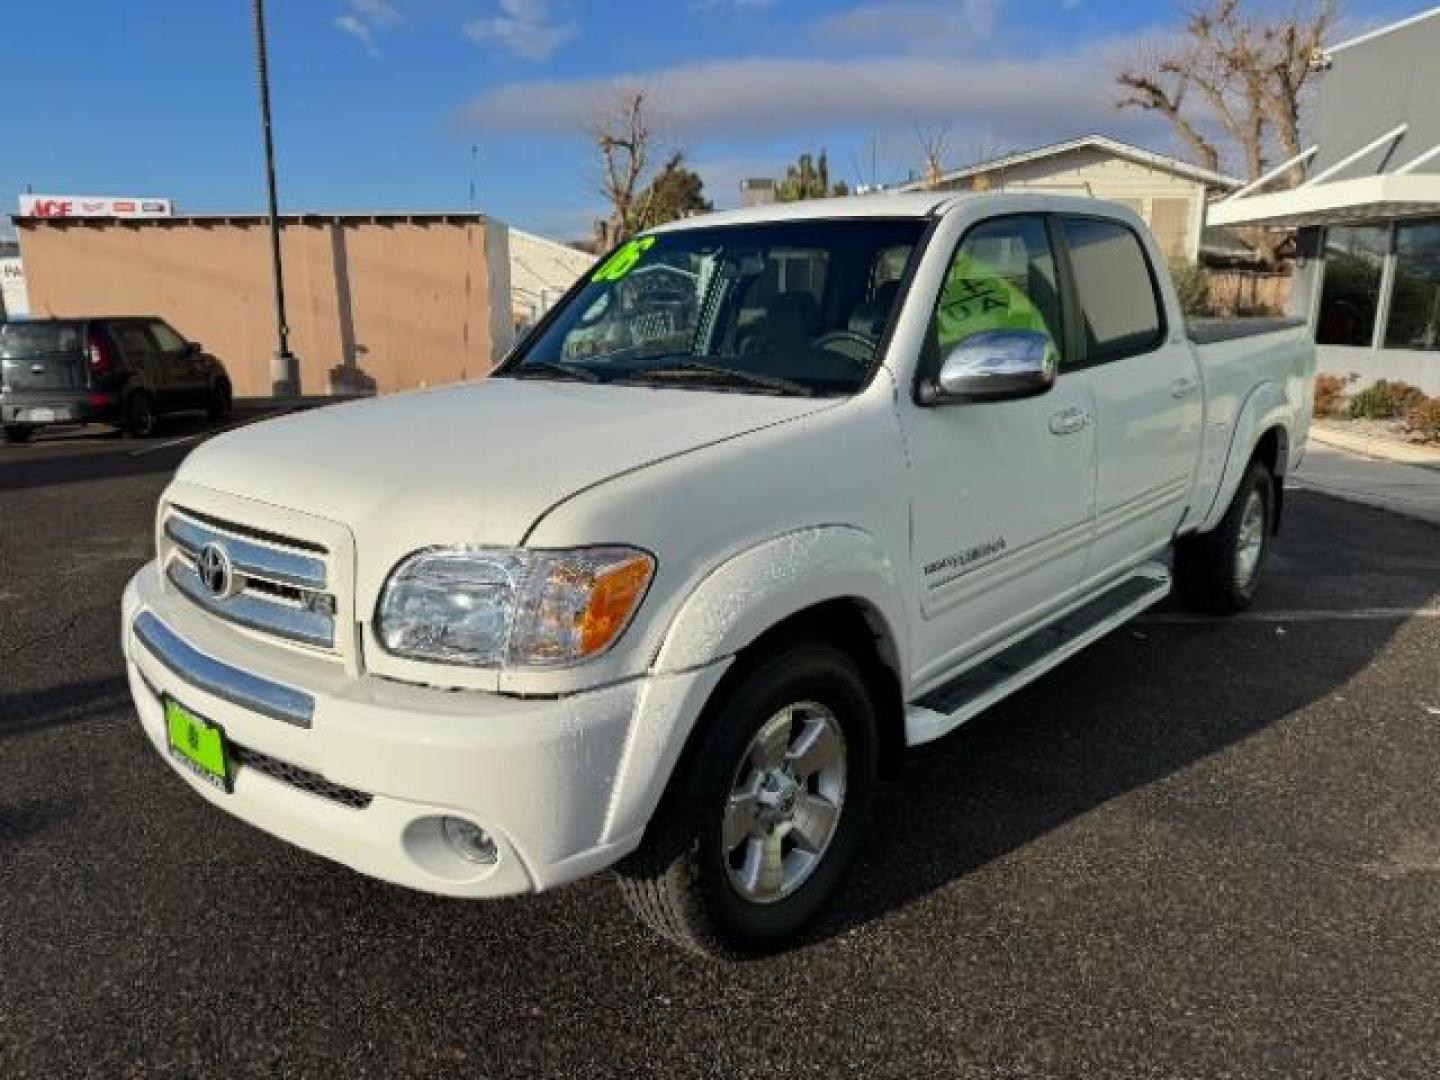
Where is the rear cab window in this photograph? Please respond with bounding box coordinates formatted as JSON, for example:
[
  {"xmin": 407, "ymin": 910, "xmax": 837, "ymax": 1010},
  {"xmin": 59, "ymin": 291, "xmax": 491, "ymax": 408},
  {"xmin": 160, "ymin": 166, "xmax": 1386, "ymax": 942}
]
[{"xmin": 1059, "ymin": 216, "xmax": 1166, "ymax": 364}]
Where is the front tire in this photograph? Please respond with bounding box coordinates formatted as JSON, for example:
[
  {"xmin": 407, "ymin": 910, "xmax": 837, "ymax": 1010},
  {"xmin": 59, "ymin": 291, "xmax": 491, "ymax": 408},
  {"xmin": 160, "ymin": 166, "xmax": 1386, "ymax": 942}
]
[
  {"xmin": 3, "ymin": 425, "xmax": 34, "ymax": 444},
  {"xmin": 207, "ymin": 379, "xmax": 232, "ymax": 422},
  {"xmin": 617, "ymin": 640, "xmax": 879, "ymax": 958},
  {"xmin": 1174, "ymin": 459, "xmax": 1274, "ymax": 614}
]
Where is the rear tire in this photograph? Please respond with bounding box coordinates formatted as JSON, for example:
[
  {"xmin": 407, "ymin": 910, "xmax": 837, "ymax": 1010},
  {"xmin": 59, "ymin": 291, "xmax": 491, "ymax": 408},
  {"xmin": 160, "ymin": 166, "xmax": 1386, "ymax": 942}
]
[
  {"xmin": 207, "ymin": 379, "xmax": 232, "ymax": 422},
  {"xmin": 3, "ymin": 425, "xmax": 34, "ymax": 444},
  {"xmin": 121, "ymin": 391, "xmax": 157, "ymax": 438},
  {"xmin": 1174, "ymin": 459, "xmax": 1273, "ymax": 614},
  {"xmin": 616, "ymin": 640, "xmax": 878, "ymax": 958}
]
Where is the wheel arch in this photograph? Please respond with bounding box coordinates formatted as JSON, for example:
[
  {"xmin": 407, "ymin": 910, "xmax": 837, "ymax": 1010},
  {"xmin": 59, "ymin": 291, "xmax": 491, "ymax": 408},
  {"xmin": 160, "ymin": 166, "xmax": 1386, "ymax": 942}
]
[
  {"xmin": 1198, "ymin": 381, "xmax": 1293, "ymax": 534},
  {"xmin": 603, "ymin": 529, "xmax": 911, "ymax": 846}
]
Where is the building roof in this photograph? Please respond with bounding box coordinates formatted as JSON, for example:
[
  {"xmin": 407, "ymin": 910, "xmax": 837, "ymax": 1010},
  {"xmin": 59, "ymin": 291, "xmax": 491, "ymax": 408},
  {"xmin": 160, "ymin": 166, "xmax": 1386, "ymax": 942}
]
[
  {"xmin": 1208, "ymin": 171, "xmax": 1440, "ymax": 229},
  {"xmin": 892, "ymin": 134, "xmax": 1241, "ymax": 193},
  {"xmin": 1328, "ymin": 4, "xmax": 1440, "ymax": 55}
]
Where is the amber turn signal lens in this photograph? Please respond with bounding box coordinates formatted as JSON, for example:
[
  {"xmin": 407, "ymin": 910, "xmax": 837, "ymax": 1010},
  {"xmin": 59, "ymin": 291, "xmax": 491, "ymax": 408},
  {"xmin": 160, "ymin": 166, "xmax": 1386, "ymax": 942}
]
[{"xmin": 578, "ymin": 556, "xmax": 653, "ymax": 656}]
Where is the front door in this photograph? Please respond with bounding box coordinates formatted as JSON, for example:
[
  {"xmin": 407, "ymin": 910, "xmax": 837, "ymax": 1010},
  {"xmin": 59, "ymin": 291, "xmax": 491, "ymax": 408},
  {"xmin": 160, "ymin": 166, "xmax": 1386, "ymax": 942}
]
[{"xmin": 900, "ymin": 214, "xmax": 1096, "ymax": 692}]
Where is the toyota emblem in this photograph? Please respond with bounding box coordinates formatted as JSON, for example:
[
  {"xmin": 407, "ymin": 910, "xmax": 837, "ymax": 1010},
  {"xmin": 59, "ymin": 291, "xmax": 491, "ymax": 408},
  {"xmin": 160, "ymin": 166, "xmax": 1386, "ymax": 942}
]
[{"xmin": 197, "ymin": 543, "xmax": 237, "ymax": 600}]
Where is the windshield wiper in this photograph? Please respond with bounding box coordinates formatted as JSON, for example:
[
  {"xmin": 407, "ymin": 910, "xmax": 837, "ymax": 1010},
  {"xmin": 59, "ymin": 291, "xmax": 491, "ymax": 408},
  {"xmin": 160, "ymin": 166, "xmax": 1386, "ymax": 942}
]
[
  {"xmin": 506, "ymin": 360, "xmax": 602, "ymax": 383},
  {"xmin": 618, "ymin": 361, "xmax": 814, "ymax": 397}
]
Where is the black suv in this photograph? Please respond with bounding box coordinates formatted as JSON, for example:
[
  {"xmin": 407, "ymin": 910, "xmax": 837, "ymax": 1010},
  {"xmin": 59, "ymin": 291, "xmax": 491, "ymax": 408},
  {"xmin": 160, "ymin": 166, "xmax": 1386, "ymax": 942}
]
[{"xmin": 0, "ymin": 317, "xmax": 232, "ymax": 443}]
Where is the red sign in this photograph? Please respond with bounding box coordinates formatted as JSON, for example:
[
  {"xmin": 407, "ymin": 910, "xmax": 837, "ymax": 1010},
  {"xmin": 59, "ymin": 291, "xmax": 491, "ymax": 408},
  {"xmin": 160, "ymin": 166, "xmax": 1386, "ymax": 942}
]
[{"xmin": 30, "ymin": 199, "xmax": 73, "ymax": 217}]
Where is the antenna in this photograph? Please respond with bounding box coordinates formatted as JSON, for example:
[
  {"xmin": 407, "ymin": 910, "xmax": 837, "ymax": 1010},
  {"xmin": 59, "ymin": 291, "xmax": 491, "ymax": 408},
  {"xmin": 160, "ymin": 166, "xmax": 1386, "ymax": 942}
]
[{"xmin": 469, "ymin": 145, "xmax": 479, "ymax": 209}]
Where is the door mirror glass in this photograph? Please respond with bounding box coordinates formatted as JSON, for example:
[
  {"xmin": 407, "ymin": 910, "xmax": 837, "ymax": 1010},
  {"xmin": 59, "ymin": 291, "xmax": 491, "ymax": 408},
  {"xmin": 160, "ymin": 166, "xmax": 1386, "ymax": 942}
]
[{"xmin": 932, "ymin": 328, "xmax": 1057, "ymax": 403}]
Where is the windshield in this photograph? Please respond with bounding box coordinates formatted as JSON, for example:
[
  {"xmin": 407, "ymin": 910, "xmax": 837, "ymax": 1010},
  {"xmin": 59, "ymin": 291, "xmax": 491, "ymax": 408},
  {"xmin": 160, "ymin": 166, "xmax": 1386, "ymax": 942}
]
[{"xmin": 500, "ymin": 219, "xmax": 926, "ymax": 397}]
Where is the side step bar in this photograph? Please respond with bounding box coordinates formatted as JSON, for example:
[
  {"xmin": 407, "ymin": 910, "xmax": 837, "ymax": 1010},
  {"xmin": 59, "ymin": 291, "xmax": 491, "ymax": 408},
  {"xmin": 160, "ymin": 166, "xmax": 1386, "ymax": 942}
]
[{"xmin": 904, "ymin": 563, "xmax": 1172, "ymax": 746}]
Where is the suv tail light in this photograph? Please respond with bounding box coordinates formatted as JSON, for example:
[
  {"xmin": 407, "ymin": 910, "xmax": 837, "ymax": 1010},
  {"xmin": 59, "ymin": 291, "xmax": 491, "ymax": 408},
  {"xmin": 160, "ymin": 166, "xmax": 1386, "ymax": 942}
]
[{"xmin": 87, "ymin": 330, "xmax": 113, "ymax": 378}]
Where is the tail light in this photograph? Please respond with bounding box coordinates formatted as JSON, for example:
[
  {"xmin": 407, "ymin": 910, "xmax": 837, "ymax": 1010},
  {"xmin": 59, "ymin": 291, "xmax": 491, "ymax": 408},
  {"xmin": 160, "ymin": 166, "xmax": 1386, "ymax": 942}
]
[{"xmin": 87, "ymin": 330, "xmax": 113, "ymax": 377}]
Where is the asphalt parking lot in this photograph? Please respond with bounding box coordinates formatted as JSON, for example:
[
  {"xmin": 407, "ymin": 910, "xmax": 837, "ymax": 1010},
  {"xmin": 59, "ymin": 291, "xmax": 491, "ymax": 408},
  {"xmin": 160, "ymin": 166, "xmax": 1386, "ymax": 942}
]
[{"xmin": 2, "ymin": 420, "xmax": 1439, "ymax": 1079}]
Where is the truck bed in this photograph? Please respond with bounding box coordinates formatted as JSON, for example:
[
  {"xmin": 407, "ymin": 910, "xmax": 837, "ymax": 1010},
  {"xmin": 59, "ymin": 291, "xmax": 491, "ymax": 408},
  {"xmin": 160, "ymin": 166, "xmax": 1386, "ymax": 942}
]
[{"xmin": 1186, "ymin": 317, "xmax": 1306, "ymax": 345}]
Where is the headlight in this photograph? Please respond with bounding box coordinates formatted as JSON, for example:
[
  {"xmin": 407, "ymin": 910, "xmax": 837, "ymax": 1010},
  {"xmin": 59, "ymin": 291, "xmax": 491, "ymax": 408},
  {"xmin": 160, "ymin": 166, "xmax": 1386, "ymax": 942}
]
[{"xmin": 375, "ymin": 546, "xmax": 654, "ymax": 668}]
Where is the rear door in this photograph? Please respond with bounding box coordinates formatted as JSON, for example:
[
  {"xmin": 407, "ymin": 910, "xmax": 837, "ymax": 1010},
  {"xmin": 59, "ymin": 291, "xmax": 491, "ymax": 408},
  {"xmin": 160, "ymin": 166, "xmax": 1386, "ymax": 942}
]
[
  {"xmin": 1057, "ymin": 214, "xmax": 1203, "ymax": 581},
  {"xmin": 110, "ymin": 321, "xmax": 166, "ymax": 402},
  {"xmin": 0, "ymin": 321, "xmax": 88, "ymax": 396}
]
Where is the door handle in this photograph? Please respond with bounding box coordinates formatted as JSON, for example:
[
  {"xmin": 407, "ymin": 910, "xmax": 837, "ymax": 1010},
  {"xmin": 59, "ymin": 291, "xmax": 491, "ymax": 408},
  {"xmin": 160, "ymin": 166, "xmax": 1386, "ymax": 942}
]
[
  {"xmin": 1048, "ymin": 406, "xmax": 1089, "ymax": 435},
  {"xmin": 1170, "ymin": 377, "xmax": 1198, "ymax": 399}
]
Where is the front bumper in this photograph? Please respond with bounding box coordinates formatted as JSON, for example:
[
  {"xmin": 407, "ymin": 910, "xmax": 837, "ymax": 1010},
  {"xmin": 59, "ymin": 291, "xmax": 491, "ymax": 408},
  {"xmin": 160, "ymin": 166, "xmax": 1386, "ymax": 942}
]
[{"xmin": 122, "ymin": 562, "xmax": 727, "ymax": 897}]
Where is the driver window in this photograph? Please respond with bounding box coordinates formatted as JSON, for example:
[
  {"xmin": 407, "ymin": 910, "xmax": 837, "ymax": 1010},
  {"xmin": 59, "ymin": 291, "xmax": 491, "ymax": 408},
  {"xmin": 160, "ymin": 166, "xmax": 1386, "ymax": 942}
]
[{"xmin": 930, "ymin": 216, "xmax": 1063, "ymax": 364}]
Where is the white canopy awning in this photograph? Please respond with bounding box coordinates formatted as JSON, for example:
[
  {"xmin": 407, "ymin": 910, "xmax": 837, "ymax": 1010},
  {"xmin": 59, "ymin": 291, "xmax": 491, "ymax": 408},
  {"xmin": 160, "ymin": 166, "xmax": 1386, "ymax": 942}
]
[{"xmin": 1207, "ymin": 172, "xmax": 1440, "ymax": 229}]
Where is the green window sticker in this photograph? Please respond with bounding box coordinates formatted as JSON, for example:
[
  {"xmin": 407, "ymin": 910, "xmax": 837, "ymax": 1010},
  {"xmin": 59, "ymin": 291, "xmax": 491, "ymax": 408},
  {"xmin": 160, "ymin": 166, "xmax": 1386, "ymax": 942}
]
[{"xmin": 592, "ymin": 236, "xmax": 656, "ymax": 283}]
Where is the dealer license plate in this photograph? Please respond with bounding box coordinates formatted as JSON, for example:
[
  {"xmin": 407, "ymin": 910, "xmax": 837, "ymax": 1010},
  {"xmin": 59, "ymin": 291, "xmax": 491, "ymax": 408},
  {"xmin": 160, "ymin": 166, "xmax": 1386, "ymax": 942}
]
[{"xmin": 164, "ymin": 697, "xmax": 233, "ymax": 793}]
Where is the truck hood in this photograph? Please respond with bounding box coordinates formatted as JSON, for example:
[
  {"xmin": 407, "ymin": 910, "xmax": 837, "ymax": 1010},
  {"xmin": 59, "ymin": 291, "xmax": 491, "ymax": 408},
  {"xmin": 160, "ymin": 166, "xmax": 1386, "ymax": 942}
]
[{"xmin": 177, "ymin": 378, "xmax": 832, "ymax": 545}]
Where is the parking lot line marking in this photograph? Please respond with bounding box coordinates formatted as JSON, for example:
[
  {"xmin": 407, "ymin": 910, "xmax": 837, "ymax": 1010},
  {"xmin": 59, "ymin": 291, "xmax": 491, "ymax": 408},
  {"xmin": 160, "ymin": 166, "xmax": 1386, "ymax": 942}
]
[
  {"xmin": 1141, "ymin": 607, "xmax": 1440, "ymax": 625},
  {"xmin": 129, "ymin": 434, "xmax": 202, "ymax": 456}
]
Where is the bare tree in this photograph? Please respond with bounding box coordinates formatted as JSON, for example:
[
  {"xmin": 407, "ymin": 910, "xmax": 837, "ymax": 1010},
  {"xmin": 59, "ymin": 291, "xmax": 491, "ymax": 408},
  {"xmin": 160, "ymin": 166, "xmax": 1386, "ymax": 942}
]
[
  {"xmin": 1116, "ymin": 0, "xmax": 1337, "ymax": 201},
  {"xmin": 589, "ymin": 86, "xmax": 653, "ymax": 249},
  {"xmin": 1260, "ymin": 6, "xmax": 1336, "ymax": 183},
  {"xmin": 915, "ymin": 125, "xmax": 952, "ymax": 190}
]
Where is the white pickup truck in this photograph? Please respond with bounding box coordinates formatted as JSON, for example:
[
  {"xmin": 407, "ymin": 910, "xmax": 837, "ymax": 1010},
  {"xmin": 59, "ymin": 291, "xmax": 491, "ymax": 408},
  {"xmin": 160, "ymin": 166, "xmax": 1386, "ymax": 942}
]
[{"xmin": 122, "ymin": 193, "xmax": 1315, "ymax": 955}]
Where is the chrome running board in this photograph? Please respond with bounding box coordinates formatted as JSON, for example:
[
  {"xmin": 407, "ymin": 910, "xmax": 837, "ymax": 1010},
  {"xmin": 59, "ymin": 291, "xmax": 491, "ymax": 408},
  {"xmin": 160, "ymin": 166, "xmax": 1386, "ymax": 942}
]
[{"xmin": 905, "ymin": 563, "xmax": 1171, "ymax": 746}]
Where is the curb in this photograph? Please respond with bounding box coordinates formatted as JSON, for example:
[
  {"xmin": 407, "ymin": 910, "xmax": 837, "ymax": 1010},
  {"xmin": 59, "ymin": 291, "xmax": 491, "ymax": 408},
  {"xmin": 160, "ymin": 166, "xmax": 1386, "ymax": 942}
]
[{"xmin": 1310, "ymin": 424, "xmax": 1440, "ymax": 470}]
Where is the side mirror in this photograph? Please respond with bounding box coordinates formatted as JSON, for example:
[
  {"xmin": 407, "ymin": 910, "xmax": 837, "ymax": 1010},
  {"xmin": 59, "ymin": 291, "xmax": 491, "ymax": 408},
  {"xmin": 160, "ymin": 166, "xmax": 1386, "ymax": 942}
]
[
  {"xmin": 923, "ymin": 328, "xmax": 1057, "ymax": 405},
  {"xmin": 186, "ymin": 341, "xmax": 203, "ymax": 355}
]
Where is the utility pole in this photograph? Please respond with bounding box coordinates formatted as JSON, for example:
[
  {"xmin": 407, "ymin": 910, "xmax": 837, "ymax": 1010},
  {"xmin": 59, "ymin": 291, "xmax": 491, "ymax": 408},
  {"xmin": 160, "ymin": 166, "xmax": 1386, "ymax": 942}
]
[{"xmin": 252, "ymin": 0, "xmax": 299, "ymax": 396}]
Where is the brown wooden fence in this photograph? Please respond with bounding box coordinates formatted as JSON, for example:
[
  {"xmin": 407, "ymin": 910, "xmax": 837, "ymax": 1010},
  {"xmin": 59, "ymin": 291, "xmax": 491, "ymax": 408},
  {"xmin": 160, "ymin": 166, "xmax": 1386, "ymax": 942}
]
[{"xmin": 1205, "ymin": 271, "xmax": 1292, "ymax": 318}]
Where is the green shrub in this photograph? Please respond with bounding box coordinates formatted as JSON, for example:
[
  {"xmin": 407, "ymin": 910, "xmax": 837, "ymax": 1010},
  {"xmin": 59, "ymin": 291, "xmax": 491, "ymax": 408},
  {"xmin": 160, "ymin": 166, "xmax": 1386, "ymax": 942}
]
[
  {"xmin": 1348, "ymin": 379, "xmax": 1428, "ymax": 420},
  {"xmin": 1169, "ymin": 260, "xmax": 1212, "ymax": 318},
  {"xmin": 1405, "ymin": 397, "xmax": 1440, "ymax": 442}
]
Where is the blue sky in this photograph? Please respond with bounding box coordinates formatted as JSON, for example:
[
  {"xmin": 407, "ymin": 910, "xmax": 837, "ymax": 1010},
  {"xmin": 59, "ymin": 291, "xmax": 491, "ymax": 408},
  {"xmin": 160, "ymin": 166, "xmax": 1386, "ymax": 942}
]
[{"xmin": 2, "ymin": 0, "xmax": 1419, "ymax": 241}]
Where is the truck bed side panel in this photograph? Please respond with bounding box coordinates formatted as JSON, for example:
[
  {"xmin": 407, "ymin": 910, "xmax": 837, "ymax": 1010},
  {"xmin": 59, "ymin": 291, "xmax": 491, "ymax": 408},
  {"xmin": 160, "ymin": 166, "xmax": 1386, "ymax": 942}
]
[{"xmin": 1182, "ymin": 326, "xmax": 1316, "ymax": 534}]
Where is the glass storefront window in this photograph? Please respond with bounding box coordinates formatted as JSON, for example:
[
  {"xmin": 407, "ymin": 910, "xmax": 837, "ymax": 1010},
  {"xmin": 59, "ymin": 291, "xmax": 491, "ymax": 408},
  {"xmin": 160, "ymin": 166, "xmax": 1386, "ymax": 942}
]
[
  {"xmin": 1384, "ymin": 220, "xmax": 1440, "ymax": 351},
  {"xmin": 1316, "ymin": 225, "xmax": 1389, "ymax": 347}
]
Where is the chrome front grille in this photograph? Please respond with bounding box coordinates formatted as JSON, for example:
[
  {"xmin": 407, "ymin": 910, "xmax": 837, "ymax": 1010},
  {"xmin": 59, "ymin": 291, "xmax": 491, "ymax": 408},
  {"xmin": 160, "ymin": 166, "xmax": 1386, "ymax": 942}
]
[{"xmin": 164, "ymin": 506, "xmax": 338, "ymax": 652}]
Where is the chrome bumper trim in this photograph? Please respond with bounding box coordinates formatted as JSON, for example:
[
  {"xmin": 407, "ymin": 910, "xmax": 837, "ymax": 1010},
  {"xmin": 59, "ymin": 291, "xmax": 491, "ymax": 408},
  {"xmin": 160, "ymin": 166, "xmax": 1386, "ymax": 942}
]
[
  {"xmin": 133, "ymin": 611, "xmax": 315, "ymax": 728},
  {"xmin": 167, "ymin": 559, "xmax": 335, "ymax": 648}
]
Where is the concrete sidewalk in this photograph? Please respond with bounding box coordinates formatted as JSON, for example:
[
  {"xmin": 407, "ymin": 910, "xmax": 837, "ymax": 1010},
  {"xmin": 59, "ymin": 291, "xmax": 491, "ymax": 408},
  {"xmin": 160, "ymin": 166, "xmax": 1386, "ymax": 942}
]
[
  {"xmin": 1310, "ymin": 421, "xmax": 1440, "ymax": 470},
  {"xmin": 1293, "ymin": 442, "xmax": 1440, "ymax": 527}
]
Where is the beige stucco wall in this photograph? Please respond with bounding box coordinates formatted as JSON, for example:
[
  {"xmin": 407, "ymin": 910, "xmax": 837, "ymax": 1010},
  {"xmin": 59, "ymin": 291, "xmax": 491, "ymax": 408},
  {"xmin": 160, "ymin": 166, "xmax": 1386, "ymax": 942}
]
[
  {"xmin": 16, "ymin": 216, "xmax": 512, "ymax": 398},
  {"xmin": 941, "ymin": 147, "xmax": 1209, "ymax": 260}
]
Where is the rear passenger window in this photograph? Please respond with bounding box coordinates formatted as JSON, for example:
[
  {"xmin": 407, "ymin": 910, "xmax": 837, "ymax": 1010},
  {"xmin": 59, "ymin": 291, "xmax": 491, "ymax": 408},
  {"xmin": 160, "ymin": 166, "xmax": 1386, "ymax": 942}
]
[
  {"xmin": 112, "ymin": 324, "xmax": 154, "ymax": 358},
  {"xmin": 1061, "ymin": 217, "xmax": 1164, "ymax": 362}
]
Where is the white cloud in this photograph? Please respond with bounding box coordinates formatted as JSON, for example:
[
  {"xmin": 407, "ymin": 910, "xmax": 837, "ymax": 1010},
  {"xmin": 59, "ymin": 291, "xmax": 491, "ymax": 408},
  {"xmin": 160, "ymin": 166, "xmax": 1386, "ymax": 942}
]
[
  {"xmin": 814, "ymin": 1, "xmax": 1000, "ymax": 49},
  {"xmin": 464, "ymin": 0, "xmax": 577, "ymax": 62},
  {"xmin": 335, "ymin": 0, "xmax": 399, "ymax": 55},
  {"xmin": 335, "ymin": 15, "xmax": 379, "ymax": 55},
  {"xmin": 462, "ymin": 44, "xmax": 1165, "ymax": 151}
]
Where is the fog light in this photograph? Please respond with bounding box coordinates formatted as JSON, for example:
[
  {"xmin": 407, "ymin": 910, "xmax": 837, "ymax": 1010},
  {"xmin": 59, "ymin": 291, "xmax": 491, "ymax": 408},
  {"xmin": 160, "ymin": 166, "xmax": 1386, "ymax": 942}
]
[{"xmin": 441, "ymin": 816, "xmax": 498, "ymax": 865}]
